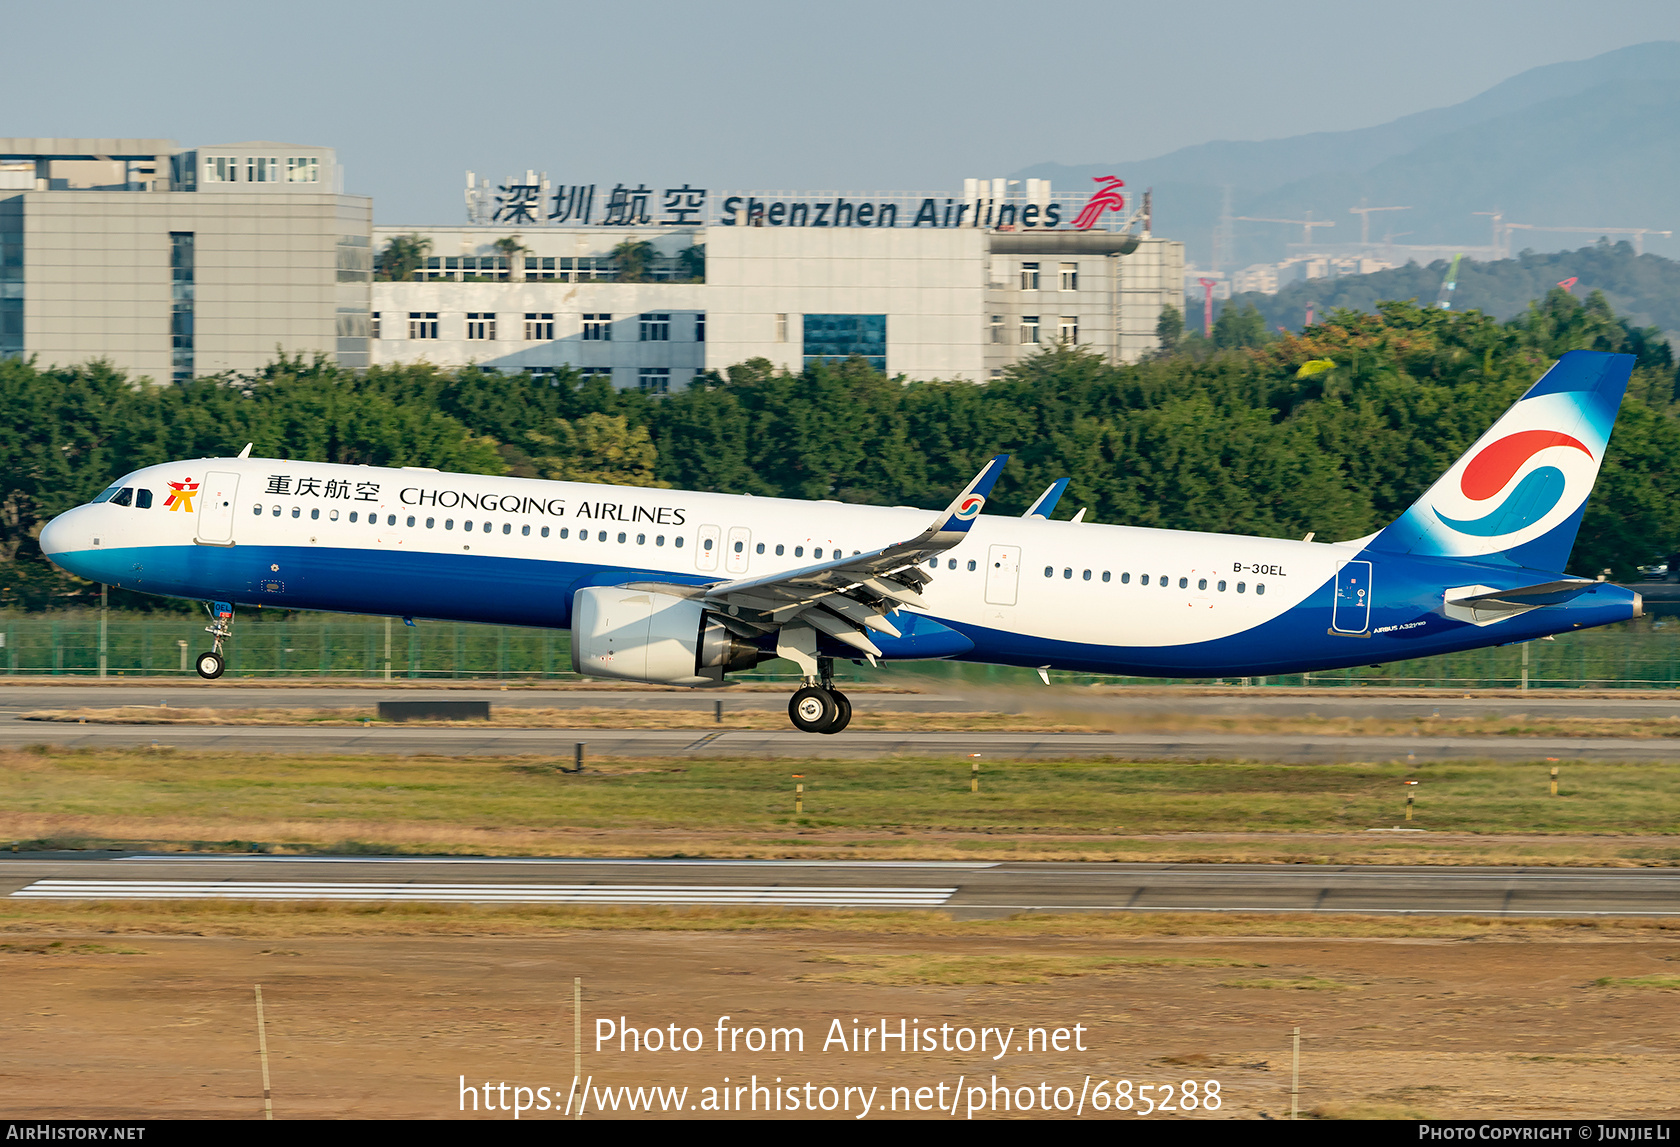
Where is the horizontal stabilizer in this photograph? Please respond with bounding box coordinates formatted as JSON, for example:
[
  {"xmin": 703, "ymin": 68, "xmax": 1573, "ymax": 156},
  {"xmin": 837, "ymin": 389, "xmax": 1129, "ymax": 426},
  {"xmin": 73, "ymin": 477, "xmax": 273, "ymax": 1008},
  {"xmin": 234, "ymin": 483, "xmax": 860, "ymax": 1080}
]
[{"xmin": 1447, "ymin": 579, "xmax": 1597, "ymax": 612}]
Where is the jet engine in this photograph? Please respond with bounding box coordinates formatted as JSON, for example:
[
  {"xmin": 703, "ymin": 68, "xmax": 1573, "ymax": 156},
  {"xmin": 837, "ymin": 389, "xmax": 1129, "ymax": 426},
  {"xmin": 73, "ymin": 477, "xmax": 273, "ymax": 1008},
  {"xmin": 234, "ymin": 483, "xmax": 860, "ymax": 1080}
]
[{"xmin": 570, "ymin": 586, "xmax": 767, "ymax": 685}]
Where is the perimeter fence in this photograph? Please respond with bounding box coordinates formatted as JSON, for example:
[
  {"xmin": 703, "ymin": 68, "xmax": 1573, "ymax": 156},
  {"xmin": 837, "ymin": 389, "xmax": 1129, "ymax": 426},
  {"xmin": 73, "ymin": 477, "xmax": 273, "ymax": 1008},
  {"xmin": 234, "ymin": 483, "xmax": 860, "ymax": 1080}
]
[{"xmin": 10, "ymin": 611, "xmax": 1680, "ymax": 691}]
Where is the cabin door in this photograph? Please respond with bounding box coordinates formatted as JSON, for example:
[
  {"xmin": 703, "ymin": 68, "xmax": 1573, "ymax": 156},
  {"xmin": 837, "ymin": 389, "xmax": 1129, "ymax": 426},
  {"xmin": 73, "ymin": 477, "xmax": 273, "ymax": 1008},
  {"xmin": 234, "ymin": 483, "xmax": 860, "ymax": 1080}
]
[
  {"xmin": 985, "ymin": 544, "xmax": 1021, "ymax": 606},
  {"xmin": 1332, "ymin": 560, "xmax": 1372, "ymax": 634},
  {"xmin": 195, "ymin": 472, "xmax": 239, "ymax": 545}
]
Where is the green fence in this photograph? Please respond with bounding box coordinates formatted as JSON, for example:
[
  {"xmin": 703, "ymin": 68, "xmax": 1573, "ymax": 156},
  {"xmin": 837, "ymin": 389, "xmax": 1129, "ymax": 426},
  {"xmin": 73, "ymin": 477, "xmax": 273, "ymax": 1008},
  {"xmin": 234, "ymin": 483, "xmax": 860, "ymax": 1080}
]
[{"xmin": 7, "ymin": 611, "xmax": 1680, "ymax": 688}]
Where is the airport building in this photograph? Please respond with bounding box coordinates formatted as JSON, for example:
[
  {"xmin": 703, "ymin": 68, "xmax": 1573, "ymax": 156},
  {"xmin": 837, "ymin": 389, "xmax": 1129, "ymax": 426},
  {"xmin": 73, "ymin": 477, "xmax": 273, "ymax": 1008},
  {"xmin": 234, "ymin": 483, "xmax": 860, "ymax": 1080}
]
[
  {"xmin": 2, "ymin": 141, "xmax": 1183, "ymax": 387},
  {"xmin": 0, "ymin": 138, "xmax": 372, "ymax": 380}
]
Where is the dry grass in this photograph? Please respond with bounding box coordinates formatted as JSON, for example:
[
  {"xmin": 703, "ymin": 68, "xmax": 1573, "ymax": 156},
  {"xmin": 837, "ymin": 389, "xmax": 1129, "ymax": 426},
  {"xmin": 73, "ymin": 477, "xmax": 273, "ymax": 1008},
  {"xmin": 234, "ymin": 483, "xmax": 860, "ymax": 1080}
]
[
  {"xmin": 1217, "ymin": 975, "xmax": 1354, "ymax": 990},
  {"xmin": 1592, "ymin": 974, "xmax": 1680, "ymax": 990},
  {"xmin": 797, "ymin": 952, "xmax": 1263, "ymax": 984}
]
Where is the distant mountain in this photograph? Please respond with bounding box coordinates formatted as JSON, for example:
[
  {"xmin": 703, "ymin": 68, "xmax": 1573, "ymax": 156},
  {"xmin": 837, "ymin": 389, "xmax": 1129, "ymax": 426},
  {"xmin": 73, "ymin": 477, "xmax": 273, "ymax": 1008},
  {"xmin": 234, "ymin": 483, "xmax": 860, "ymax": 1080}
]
[
  {"xmin": 1019, "ymin": 43, "xmax": 1680, "ymax": 267},
  {"xmin": 1194, "ymin": 242, "xmax": 1680, "ymax": 342}
]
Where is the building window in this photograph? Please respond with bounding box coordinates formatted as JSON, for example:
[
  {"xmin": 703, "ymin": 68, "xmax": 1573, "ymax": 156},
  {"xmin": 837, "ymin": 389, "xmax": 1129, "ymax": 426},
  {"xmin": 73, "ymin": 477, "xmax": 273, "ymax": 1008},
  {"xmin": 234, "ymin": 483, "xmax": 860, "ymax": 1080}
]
[
  {"xmin": 370, "ymin": 312, "xmax": 381, "ymax": 339},
  {"xmin": 408, "ymin": 312, "xmax": 438, "ymax": 339},
  {"xmin": 169, "ymin": 232, "xmax": 194, "ymax": 384},
  {"xmin": 1020, "ymin": 262, "xmax": 1040, "ymax": 290},
  {"xmin": 202, "ymin": 156, "xmax": 238, "ymax": 183},
  {"xmin": 1060, "ymin": 262, "xmax": 1078, "ymax": 290},
  {"xmin": 639, "ymin": 313, "xmax": 671, "ymax": 341},
  {"xmin": 523, "ymin": 256, "xmax": 558, "ymax": 279},
  {"xmin": 694, "ymin": 313, "xmax": 705, "ymax": 342},
  {"xmin": 638, "ymin": 368, "xmax": 671, "ymax": 394},
  {"xmin": 582, "ymin": 313, "xmax": 612, "ymax": 341},
  {"xmin": 579, "ymin": 367, "xmax": 613, "ymax": 382},
  {"xmin": 287, "ymin": 157, "xmax": 320, "ymax": 183},
  {"xmin": 466, "ymin": 313, "xmax": 496, "ymax": 340},
  {"xmin": 775, "ymin": 313, "xmax": 788, "ymax": 342},
  {"xmin": 803, "ymin": 314, "xmax": 886, "ymax": 371},
  {"xmin": 1059, "ymin": 316, "xmax": 1078, "ymax": 344},
  {"xmin": 989, "ymin": 315, "xmax": 1004, "ymax": 344},
  {"xmin": 524, "ymin": 312, "xmax": 554, "ymax": 340},
  {"xmin": 1020, "ymin": 316, "xmax": 1039, "ymax": 344},
  {"xmin": 246, "ymin": 156, "xmax": 279, "ymax": 183}
]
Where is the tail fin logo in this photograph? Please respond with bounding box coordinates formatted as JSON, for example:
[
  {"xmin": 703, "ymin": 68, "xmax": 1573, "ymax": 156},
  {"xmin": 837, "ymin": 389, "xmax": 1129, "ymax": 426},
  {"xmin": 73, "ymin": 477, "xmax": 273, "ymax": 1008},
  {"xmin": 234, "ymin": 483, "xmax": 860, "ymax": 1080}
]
[
  {"xmin": 1433, "ymin": 430, "xmax": 1593, "ymax": 538},
  {"xmin": 955, "ymin": 495, "xmax": 985, "ymax": 520}
]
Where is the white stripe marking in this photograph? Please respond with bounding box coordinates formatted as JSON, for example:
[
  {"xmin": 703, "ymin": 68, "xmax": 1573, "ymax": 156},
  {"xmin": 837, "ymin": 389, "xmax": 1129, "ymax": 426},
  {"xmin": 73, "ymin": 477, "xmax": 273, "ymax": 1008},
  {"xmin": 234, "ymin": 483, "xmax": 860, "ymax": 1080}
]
[{"xmin": 12, "ymin": 879, "xmax": 955, "ymax": 907}]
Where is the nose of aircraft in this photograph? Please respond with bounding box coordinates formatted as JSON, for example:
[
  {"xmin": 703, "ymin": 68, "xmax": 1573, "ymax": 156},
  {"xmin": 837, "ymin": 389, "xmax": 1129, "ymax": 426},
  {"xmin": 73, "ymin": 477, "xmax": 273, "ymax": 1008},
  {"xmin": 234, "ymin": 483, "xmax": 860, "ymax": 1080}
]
[{"xmin": 38, "ymin": 508, "xmax": 93, "ymax": 577}]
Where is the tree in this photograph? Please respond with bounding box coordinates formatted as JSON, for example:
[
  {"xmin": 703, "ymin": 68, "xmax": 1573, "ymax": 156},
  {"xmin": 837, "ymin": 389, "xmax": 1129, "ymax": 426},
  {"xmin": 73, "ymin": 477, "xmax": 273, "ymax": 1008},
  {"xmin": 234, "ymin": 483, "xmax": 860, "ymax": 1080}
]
[
  {"xmin": 612, "ymin": 239, "xmax": 657, "ymax": 283},
  {"xmin": 1212, "ymin": 302, "xmax": 1268, "ymax": 349},
  {"xmin": 492, "ymin": 235, "xmax": 529, "ymax": 282},
  {"xmin": 678, "ymin": 243, "xmax": 705, "ymax": 282},
  {"xmin": 1155, "ymin": 304, "xmax": 1183, "ymax": 354},
  {"xmin": 376, "ymin": 234, "xmax": 431, "ymax": 282}
]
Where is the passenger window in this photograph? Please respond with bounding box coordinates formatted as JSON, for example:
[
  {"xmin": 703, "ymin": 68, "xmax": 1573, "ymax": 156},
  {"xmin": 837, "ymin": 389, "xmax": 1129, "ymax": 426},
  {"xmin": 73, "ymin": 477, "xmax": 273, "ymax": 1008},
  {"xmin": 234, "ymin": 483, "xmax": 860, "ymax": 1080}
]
[
  {"xmin": 426, "ymin": 518, "xmax": 435, "ymax": 529},
  {"xmin": 967, "ymin": 560, "xmax": 977, "ymax": 571},
  {"xmin": 406, "ymin": 515, "xmax": 416, "ymax": 527},
  {"xmin": 387, "ymin": 515, "xmax": 396, "ymax": 526},
  {"xmin": 110, "ymin": 488, "xmax": 133, "ymax": 507},
  {"xmin": 703, "ymin": 538, "xmax": 714, "ymax": 551},
  {"xmin": 135, "ymin": 489, "xmax": 153, "ymax": 509},
  {"xmin": 292, "ymin": 508, "xmax": 301, "ymax": 519},
  {"xmin": 446, "ymin": 519, "xmax": 455, "ymax": 530},
  {"xmin": 1044, "ymin": 566, "xmax": 1053, "ymax": 578},
  {"xmin": 655, "ymin": 534, "xmax": 664, "ymax": 546},
  {"xmin": 637, "ymin": 533, "xmax": 645, "ymax": 545},
  {"xmin": 1101, "ymin": 571, "xmax": 1110, "ymax": 583},
  {"xmin": 1137, "ymin": 574, "xmax": 1145, "ymax": 585},
  {"xmin": 541, "ymin": 526, "xmax": 549, "ymax": 537},
  {"xmin": 464, "ymin": 521, "xmax": 474, "ymax": 532},
  {"xmin": 310, "ymin": 508, "xmax": 319, "ymax": 520},
  {"xmin": 675, "ymin": 536, "xmax": 685, "ymax": 548},
  {"xmin": 1063, "ymin": 568, "xmax": 1072, "ymax": 579},
  {"xmin": 1083, "ymin": 570, "xmax": 1091, "ymax": 581},
  {"xmin": 329, "ymin": 509, "xmax": 339, "ymax": 521},
  {"xmin": 557, "ymin": 527, "xmax": 565, "ymax": 538},
  {"xmin": 948, "ymin": 559, "xmax": 957, "ymax": 570},
  {"xmin": 817, "ymin": 549, "xmax": 826, "ymax": 559},
  {"xmin": 1158, "ymin": 575, "xmax": 1167, "ymax": 586},
  {"xmin": 756, "ymin": 542, "xmax": 765, "ymax": 554},
  {"xmin": 252, "ymin": 505, "xmax": 262, "ymax": 516},
  {"xmin": 272, "ymin": 506, "xmax": 281, "ymax": 517},
  {"xmin": 775, "ymin": 544, "xmax": 784, "ymax": 556},
  {"xmin": 487, "ymin": 522, "xmax": 495, "ymax": 533},
  {"xmin": 1218, "ymin": 580, "xmax": 1226, "ymax": 591},
  {"xmin": 1121, "ymin": 572, "xmax": 1129, "ymax": 583},
  {"xmin": 733, "ymin": 541, "xmax": 743, "ymax": 553},
  {"xmin": 504, "ymin": 524, "xmax": 513, "ymax": 535},
  {"xmin": 1197, "ymin": 578, "xmax": 1207, "ymax": 590},
  {"xmin": 794, "ymin": 546, "xmax": 803, "ymax": 557},
  {"xmin": 1178, "ymin": 577, "xmax": 1188, "ymax": 589},
  {"xmin": 597, "ymin": 531, "xmax": 607, "ymax": 541},
  {"xmin": 522, "ymin": 525, "xmax": 530, "ymax": 536},
  {"xmin": 1237, "ymin": 582, "xmax": 1246, "ymax": 593},
  {"xmin": 349, "ymin": 511, "xmax": 358, "ymax": 523},
  {"xmin": 1257, "ymin": 583, "xmax": 1266, "ymax": 595}
]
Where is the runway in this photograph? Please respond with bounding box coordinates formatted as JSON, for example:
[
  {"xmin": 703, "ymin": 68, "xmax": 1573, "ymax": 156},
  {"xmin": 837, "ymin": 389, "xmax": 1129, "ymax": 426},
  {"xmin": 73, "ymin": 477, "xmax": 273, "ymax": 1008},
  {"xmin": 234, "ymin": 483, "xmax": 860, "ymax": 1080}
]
[
  {"xmin": 5, "ymin": 854, "xmax": 1678, "ymax": 917},
  {"xmin": 5, "ymin": 720, "xmax": 1680, "ymax": 761}
]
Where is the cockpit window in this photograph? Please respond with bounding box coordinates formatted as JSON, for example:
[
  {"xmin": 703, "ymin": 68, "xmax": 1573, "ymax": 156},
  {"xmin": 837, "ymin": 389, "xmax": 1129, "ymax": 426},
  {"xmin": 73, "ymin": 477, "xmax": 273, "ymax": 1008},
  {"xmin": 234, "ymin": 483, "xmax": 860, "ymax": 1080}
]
[
  {"xmin": 91, "ymin": 486, "xmax": 121, "ymax": 504},
  {"xmin": 108, "ymin": 488, "xmax": 134, "ymax": 507},
  {"xmin": 135, "ymin": 489, "xmax": 153, "ymax": 509}
]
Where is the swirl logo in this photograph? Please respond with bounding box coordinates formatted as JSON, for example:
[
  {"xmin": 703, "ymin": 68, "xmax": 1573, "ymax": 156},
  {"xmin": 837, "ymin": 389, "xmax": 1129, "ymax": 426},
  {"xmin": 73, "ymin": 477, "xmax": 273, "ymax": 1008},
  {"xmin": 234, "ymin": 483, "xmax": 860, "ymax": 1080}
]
[
  {"xmin": 1433, "ymin": 430, "xmax": 1593, "ymax": 538},
  {"xmin": 954, "ymin": 494, "xmax": 985, "ymax": 521}
]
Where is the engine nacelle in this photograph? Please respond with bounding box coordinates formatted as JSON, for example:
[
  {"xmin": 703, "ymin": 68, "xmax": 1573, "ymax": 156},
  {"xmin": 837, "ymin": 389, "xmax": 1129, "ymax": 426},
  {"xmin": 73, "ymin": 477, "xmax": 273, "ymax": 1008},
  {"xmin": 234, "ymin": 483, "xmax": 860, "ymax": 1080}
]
[{"xmin": 570, "ymin": 586, "xmax": 766, "ymax": 685}]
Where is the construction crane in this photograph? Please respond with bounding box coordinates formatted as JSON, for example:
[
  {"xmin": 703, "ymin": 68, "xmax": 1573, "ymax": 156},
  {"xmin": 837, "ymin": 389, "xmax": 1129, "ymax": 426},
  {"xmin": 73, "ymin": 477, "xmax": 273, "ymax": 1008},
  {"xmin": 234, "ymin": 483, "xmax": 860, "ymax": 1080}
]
[
  {"xmin": 1505, "ymin": 223, "xmax": 1673, "ymax": 257},
  {"xmin": 1234, "ymin": 213, "xmax": 1336, "ymax": 247},
  {"xmin": 1349, "ymin": 204, "xmax": 1410, "ymax": 246},
  {"xmin": 1197, "ymin": 278, "xmax": 1218, "ymax": 337},
  {"xmin": 1435, "ymin": 253, "xmax": 1464, "ymax": 310}
]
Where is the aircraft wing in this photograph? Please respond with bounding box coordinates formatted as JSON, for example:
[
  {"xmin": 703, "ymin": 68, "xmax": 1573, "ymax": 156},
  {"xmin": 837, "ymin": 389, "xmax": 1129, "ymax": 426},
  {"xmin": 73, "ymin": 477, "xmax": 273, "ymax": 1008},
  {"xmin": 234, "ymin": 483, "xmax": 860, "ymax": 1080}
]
[{"xmin": 688, "ymin": 455, "xmax": 1008, "ymax": 658}]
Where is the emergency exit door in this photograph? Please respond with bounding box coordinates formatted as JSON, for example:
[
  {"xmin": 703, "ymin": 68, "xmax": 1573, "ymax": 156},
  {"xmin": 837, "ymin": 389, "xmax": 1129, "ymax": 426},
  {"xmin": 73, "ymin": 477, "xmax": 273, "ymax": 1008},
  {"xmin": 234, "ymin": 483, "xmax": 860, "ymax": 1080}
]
[{"xmin": 985, "ymin": 544, "xmax": 1021, "ymax": 606}]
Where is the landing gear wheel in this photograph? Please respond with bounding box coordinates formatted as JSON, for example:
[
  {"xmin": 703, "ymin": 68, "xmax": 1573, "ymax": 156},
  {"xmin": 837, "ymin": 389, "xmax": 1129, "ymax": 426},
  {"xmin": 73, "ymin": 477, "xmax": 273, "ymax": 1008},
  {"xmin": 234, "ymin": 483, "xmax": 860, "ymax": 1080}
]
[
  {"xmin": 195, "ymin": 651, "xmax": 225, "ymax": 680},
  {"xmin": 820, "ymin": 690, "xmax": 852, "ymax": 735},
  {"xmin": 789, "ymin": 686, "xmax": 838, "ymax": 733}
]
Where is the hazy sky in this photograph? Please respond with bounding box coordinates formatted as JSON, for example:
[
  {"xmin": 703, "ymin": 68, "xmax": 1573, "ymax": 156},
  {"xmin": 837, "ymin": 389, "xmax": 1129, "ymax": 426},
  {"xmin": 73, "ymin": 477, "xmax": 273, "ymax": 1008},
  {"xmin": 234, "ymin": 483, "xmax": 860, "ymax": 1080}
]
[{"xmin": 10, "ymin": 0, "xmax": 1680, "ymax": 222}]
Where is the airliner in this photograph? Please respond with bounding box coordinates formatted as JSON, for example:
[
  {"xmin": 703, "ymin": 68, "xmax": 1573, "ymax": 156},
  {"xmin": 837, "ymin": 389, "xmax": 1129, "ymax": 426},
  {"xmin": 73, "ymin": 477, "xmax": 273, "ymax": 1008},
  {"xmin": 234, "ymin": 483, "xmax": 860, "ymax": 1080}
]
[{"xmin": 40, "ymin": 350, "xmax": 1640, "ymax": 733}]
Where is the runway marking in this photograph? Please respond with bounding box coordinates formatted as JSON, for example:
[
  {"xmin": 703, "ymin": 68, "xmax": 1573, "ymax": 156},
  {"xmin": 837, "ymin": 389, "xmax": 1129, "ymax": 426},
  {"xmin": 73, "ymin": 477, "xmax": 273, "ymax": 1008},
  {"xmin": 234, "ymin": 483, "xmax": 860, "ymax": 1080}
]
[
  {"xmin": 685, "ymin": 731, "xmax": 726, "ymax": 750},
  {"xmin": 12, "ymin": 879, "xmax": 957, "ymax": 907},
  {"xmin": 116, "ymin": 855, "xmax": 996, "ymax": 869}
]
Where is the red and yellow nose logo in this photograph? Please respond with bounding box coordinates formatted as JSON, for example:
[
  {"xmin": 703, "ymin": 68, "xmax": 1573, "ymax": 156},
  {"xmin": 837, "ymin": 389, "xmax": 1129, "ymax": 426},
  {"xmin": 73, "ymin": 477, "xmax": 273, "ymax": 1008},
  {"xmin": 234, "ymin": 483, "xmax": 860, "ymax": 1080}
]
[{"xmin": 163, "ymin": 479, "xmax": 199, "ymax": 512}]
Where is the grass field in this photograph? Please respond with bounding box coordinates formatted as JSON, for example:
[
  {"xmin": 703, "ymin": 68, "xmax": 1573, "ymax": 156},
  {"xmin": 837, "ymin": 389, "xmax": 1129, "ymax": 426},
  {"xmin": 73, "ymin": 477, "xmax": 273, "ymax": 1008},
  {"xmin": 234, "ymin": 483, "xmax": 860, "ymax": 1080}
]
[{"xmin": 3, "ymin": 745, "xmax": 1679, "ymax": 864}]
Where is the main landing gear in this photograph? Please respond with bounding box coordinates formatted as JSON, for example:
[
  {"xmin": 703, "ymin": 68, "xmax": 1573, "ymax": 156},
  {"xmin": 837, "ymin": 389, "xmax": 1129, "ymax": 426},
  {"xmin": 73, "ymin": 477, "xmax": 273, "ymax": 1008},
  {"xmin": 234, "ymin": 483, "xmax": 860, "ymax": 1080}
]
[
  {"xmin": 787, "ymin": 657, "xmax": 852, "ymax": 735},
  {"xmin": 196, "ymin": 601, "xmax": 234, "ymax": 680}
]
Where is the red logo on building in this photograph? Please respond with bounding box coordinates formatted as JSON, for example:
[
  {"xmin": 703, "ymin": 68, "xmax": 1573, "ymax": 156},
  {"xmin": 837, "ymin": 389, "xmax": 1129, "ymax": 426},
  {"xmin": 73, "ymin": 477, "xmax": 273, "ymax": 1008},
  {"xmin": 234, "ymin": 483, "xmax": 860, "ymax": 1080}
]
[{"xmin": 1073, "ymin": 176, "xmax": 1125, "ymax": 231}]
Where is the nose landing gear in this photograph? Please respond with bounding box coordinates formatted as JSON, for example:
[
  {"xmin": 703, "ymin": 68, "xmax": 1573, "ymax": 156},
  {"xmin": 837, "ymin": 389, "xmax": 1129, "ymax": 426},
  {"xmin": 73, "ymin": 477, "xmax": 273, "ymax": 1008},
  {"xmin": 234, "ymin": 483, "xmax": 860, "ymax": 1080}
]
[
  {"xmin": 196, "ymin": 601, "xmax": 233, "ymax": 679},
  {"xmin": 787, "ymin": 658, "xmax": 852, "ymax": 734}
]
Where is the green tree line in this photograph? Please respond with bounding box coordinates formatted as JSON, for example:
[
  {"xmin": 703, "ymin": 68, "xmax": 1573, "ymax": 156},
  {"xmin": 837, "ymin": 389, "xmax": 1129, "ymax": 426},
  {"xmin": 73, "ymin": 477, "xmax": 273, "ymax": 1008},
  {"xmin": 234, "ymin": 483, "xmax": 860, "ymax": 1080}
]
[{"xmin": 2, "ymin": 288, "xmax": 1677, "ymax": 610}]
